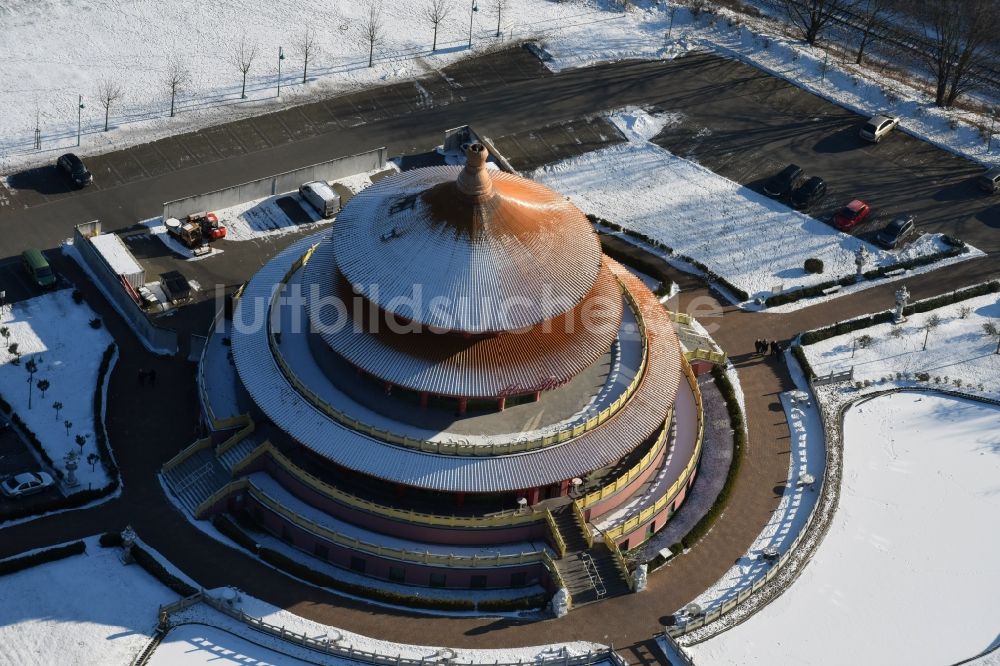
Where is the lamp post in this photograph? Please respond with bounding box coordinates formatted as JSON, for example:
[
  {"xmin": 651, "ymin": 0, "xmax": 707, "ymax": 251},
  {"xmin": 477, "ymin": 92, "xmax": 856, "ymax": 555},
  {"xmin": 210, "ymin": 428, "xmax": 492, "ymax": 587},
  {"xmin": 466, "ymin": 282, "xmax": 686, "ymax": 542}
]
[
  {"xmin": 277, "ymin": 46, "xmax": 285, "ymax": 97},
  {"xmin": 667, "ymin": 6, "xmax": 676, "ymax": 41},
  {"xmin": 77, "ymin": 95, "xmax": 85, "ymax": 147},
  {"xmin": 989, "ymin": 107, "xmax": 997, "ymax": 153},
  {"xmin": 468, "ymin": 0, "xmax": 478, "ymax": 48}
]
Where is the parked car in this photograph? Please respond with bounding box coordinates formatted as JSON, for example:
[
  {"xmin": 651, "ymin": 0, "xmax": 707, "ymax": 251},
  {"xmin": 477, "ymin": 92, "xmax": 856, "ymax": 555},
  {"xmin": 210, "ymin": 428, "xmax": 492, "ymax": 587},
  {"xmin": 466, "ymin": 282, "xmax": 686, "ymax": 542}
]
[
  {"xmin": 56, "ymin": 153, "xmax": 93, "ymax": 188},
  {"xmin": 21, "ymin": 248, "xmax": 56, "ymax": 288},
  {"xmin": 832, "ymin": 199, "xmax": 872, "ymax": 231},
  {"xmin": 1, "ymin": 472, "xmax": 55, "ymax": 499},
  {"xmin": 763, "ymin": 164, "xmax": 804, "ymax": 198},
  {"xmin": 876, "ymin": 214, "xmax": 916, "ymax": 249},
  {"xmin": 790, "ymin": 176, "xmax": 827, "ymax": 210},
  {"xmin": 299, "ymin": 181, "xmax": 341, "ymax": 218},
  {"xmin": 859, "ymin": 114, "xmax": 900, "ymax": 143},
  {"xmin": 977, "ymin": 167, "xmax": 1000, "ymax": 194}
]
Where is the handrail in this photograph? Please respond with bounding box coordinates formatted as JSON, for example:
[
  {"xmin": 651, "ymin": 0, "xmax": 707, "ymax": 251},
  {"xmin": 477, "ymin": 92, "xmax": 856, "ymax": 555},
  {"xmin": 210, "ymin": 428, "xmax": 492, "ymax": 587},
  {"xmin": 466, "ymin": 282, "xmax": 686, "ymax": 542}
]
[
  {"xmin": 194, "ymin": 478, "xmax": 250, "ymax": 519},
  {"xmin": 234, "ymin": 440, "xmax": 547, "ymax": 530},
  {"xmin": 215, "ymin": 416, "xmax": 255, "ymax": 456},
  {"xmin": 578, "ymin": 417, "xmax": 670, "ymax": 510},
  {"xmin": 685, "ymin": 348, "xmax": 728, "ymax": 365},
  {"xmin": 571, "ymin": 499, "xmax": 594, "ymax": 548},
  {"xmin": 161, "ymin": 437, "xmax": 213, "ymax": 473},
  {"xmin": 544, "ymin": 510, "xmax": 568, "ymax": 558},
  {"xmin": 265, "ymin": 248, "xmax": 652, "ymax": 457},
  {"xmin": 159, "ymin": 589, "xmax": 619, "ymax": 665},
  {"xmin": 600, "ymin": 357, "xmax": 705, "ymax": 542},
  {"xmin": 597, "ymin": 527, "xmax": 633, "ymax": 591},
  {"xmin": 580, "ymin": 552, "xmax": 606, "ymax": 599},
  {"xmin": 248, "ymin": 482, "xmax": 549, "ymax": 568}
]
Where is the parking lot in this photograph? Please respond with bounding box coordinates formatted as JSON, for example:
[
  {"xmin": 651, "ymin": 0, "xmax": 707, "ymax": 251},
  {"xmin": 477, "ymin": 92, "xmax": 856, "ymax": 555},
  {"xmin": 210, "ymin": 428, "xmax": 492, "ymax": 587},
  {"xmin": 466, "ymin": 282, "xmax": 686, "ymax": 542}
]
[{"xmin": 0, "ymin": 420, "xmax": 62, "ymax": 521}]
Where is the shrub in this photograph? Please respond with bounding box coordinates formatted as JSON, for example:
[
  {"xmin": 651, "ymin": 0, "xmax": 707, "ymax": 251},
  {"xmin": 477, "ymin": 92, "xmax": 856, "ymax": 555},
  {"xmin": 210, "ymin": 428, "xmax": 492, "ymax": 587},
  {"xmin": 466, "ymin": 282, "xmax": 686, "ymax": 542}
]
[
  {"xmin": 675, "ymin": 366, "xmax": 745, "ymax": 551},
  {"xmin": 791, "ymin": 345, "xmax": 814, "ymax": 379},
  {"xmin": 99, "ymin": 531, "xmax": 123, "ymax": 548},
  {"xmin": 89, "ymin": 318, "xmax": 102, "ymax": 329},
  {"xmin": 72, "ymin": 290, "xmax": 84, "ymax": 304},
  {"xmin": 213, "ymin": 514, "xmax": 259, "ymax": 552},
  {"xmin": 131, "ymin": 544, "xmax": 198, "ymax": 597},
  {"xmin": 915, "ymin": 372, "xmax": 930, "ymax": 382},
  {"xmin": 804, "ymin": 258, "xmax": 824, "ymax": 274},
  {"xmin": 478, "ymin": 594, "xmax": 548, "ymax": 612},
  {"xmin": 0, "ymin": 540, "xmax": 86, "ymax": 576}
]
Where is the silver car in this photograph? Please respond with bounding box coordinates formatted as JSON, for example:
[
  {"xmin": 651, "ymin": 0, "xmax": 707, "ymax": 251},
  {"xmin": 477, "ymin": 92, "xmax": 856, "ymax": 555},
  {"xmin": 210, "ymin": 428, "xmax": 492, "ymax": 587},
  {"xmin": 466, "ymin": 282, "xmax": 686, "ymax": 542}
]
[
  {"xmin": 860, "ymin": 114, "xmax": 900, "ymax": 143},
  {"xmin": 1, "ymin": 471, "xmax": 55, "ymax": 498}
]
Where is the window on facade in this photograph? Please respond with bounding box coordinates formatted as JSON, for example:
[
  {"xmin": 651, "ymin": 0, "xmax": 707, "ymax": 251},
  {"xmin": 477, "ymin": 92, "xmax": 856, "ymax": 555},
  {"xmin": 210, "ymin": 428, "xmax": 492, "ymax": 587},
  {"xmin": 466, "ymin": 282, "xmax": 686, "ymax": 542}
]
[
  {"xmin": 350, "ymin": 557, "xmax": 366, "ymax": 573},
  {"xmin": 389, "ymin": 566, "xmax": 405, "ymax": 583},
  {"xmin": 314, "ymin": 543, "xmax": 329, "ymax": 560},
  {"xmin": 470, "ymin": 575, "xmax": 487, "ymax": 589},
  {"xmin": 429, "ymin": 572, "xmax": 447, "ymax": 588},
  {"xmin": 510, "ymin": 572, "xmax": 527, "ymax": 588}
]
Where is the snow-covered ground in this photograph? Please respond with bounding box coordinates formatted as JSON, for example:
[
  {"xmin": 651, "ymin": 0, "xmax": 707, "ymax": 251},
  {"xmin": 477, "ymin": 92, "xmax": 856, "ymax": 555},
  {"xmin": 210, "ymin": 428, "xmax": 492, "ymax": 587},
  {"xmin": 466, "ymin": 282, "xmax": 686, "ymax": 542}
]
[
  {"xmin": 0, "ymin": 289, "xmax": 114, "ymax": 490},
  {"xmin": 803, "ymin": 293, "xmax": 1000, "ymax": 400},
  {"xmin": 534, "ymin": 109, "xmax": 977, "ymax": 305},
  {"xmin": 687, "ymin": 392, "xmax": 1000, "ymax": 666},
  {"xmin": 3, "ymin": 0, "xmax": 998, "ymax": 181},
  {"xmin": 0, "ymin": 536, "xmax": 178, "ymax": 666}
]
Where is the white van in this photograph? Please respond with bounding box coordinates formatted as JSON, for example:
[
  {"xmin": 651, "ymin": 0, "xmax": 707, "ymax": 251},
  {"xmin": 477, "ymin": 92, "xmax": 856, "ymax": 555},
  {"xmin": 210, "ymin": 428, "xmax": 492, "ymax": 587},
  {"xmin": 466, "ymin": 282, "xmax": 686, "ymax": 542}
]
[{"xmin": 298, "ymin": 181, "xmax": 341, "ymax": 218}]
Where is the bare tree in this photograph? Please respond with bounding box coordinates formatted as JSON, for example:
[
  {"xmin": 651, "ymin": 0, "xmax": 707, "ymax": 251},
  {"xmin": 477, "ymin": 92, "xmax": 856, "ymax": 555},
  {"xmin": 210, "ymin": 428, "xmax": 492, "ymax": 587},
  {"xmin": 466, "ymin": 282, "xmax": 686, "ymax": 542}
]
[
  {"xmin": 917, "ymin": 0, "xmax": 999, "ymax": 107},
  {"xmin": 96, "ymin": 78, "xmax": 124, "ymax": 132},
  {"xmin": 423, "ymin": 0, "xmax": 452, "ymax": 51},
  {"xmin": 853, "ymin": 0, "xmax": 894, "ymax": 65},
  {"xmin": 361, "ymin": 0, "xmax": 385, "ymax": 68},
  {"xmin": 921, "ymin": 314, "xmax": 942, "ymax": 350},
  {"xmin": 165, "ymin": 59, "xmax": 190, "ymax": 118},
  {"xmin": 231, "ymin": 35, "xmax": 259, "ymax": 99},
  {"xmin": 493, "ymin": 0, "xmax": 508, "ymax": 38},
  {"xmin": 983, "ymin": 321, "xmax": 1000, "ymax": 355},
  {"xmin": 294, "ymin": 27, "xmax": 319, "ymax": 84},
  {"xmin": 782, "ymin": 0, "xmax": 850, "ymax": 46}
]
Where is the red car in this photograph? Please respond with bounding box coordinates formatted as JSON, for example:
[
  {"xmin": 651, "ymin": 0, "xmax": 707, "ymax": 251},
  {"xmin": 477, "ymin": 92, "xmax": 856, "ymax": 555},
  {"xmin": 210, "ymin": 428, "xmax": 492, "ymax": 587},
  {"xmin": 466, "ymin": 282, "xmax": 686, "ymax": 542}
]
[{"xmin": 832, "ymin": 199, "xmax": 871, "ymax": 231}]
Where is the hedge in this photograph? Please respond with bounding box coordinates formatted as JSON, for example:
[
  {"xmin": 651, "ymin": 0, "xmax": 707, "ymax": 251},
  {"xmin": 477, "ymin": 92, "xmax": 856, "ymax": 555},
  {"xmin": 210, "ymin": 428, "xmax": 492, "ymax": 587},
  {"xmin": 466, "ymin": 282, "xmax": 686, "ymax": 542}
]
[
  {"xmin": 669, "ymin": 365, "xmax": 746, "ymax": 553},
  {"xmin": 765, "ymin": 242, "xmax": 970, "ymax": 308},
  {"xmin": 0, "ymin": 540, "xmax": 86, "ymax": 576},
  {"xmin": 799, "ymin": 281, "xmax": 1000, "ymax": 346},
  {"xmin": 132, "ymin": 543, "xmax": 199, "ymax": 597},
  {"xmin": 477, "ymin": 594, "xmax": 548, "ymax": 612},
  {"xmin": 791, "ymin": 344, "xmax": 815, "ymax": 380},
  {"xmin": 213, "ymin": 514, "xmax": 260, "ymax": 551},
  {"xmin": 99, "ymin": 531, "xmax": 123, "ymax": 548},
  {"xmin": 589, "ymin": 214, "xmax": 750, "ymax": 302}
]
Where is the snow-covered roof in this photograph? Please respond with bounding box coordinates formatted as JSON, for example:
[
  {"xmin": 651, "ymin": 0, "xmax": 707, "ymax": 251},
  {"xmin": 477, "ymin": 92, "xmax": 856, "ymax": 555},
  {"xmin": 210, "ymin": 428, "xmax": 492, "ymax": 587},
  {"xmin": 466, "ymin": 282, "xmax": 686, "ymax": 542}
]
[
  {"xmin": 90, "ymin": 232, "xmax": 144, "ymax": 279},
  {"xmin": 331, "ymin": 157, "xmax": 602, "ymax": 334},
  {"xmin": 304, "ymin": 238, "xmax": 623, "ymax": 398},
  {"xmin": 229, "ymin": 233, "xmax": 684, "ymax": 493}
]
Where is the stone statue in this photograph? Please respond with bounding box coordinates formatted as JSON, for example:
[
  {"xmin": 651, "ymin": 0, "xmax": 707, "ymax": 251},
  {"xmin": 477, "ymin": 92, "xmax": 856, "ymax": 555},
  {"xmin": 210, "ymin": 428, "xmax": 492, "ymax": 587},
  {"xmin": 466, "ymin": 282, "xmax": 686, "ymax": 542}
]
[
  {"xmin": 63, "ymin": 451, "xmax": 80, "ymax": 488},
  {"xmin": 551, "ymin": 587, "xmax": 569, "ymax": 618},
  {"xmin": 854, "ymin": 245, "xmax": 869, "ymax": 280},
  {"xmin": 120, "ymin": 524, "xmax": 137, "ymax": 565},
  {"xmin": 893, "ymin": 285, "xmax": 910, "ymax": 324},
  {"xmin": 633, "ymin": 563, "xmax": 648, "ymax": 593}
]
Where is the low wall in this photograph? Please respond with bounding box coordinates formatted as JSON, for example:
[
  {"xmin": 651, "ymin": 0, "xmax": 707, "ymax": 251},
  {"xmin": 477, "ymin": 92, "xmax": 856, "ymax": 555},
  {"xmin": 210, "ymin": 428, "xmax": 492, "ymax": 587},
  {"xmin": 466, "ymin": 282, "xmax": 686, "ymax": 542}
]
[
  {"xmin": 162, "ymin": 148, "xmax": 387, "ymax": 221},
  {"xmin": 71, "ymin": 221, "xmax": 178, "ymax": 355}
]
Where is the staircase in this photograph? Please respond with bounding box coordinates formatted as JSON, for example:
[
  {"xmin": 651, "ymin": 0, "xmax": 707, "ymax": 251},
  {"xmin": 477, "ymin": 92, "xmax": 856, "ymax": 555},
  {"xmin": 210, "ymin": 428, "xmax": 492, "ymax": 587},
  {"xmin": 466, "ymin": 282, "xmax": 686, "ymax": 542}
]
[
  {"xmin": 161, "ymin": 447, "xmax": 231, "ymax": 516},
  {"xmin": 550, "ymin": 505, "xmax": 633, "ymax": 607},
  {"xmin": 218, "ymin": 435, "xmax": 260, "ymax": 473}
]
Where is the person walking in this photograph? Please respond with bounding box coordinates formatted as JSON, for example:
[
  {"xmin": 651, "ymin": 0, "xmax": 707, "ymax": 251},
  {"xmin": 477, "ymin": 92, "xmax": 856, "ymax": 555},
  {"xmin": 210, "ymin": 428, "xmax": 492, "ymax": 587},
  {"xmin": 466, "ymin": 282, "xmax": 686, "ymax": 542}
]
[
  {"xmin": 148, "ymin": 368, "xmax": 157, "ymax": 387},
  {"xmin": 770, "ymin": 340, "xmax": 780, "ymax": 357},
  {"xmin": 137, "ymin": 368, "xmax": 146, "ymax": 385}
]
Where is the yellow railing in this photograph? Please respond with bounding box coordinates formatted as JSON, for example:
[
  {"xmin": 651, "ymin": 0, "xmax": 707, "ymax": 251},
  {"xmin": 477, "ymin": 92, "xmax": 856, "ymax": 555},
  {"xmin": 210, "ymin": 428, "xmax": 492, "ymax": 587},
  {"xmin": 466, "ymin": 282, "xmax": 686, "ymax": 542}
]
[
  {"xmin": 601, "ymin": 357, "xmax": 705, "ymax": 543},
  {"xmin": 249, "ymin": 483, "xmax": 548, "ymax": 568},
  {"xmin": 665, "ymin": 310, "xmax": 693, "ymax": 325},
  {"xmin": 266, "ymin": 249, "xmax": 652, "ymax": 457},
  {"xmin": 161, "ymin": 437, "xmax": 213, "ymax": 473},
  {"xmin": 215, "ymin": 416, "xmax": 255, "ymax": 456},
  {"xmin": 571, "ymin": 500, "xmax": 593, "ymax": 548},
  {"xmin": 685, "ymin": 348, "xmax": 728, "ymax": 365},
  {"xmin": 542, "ymin": 552, "xmax": 572, "ymax": 610},
  {"xmin": 597, "ymin": 527, "xmax": 633, "ymax": 591},
  {"xmin": 578, "ymin": 418, "xmax": 671, "ymax": 510},
  {"xmin": 544, "ymin": 510, "xmax": 567, "ymax": 558},
  {"xmin": 235, "ymin": 440, "xmax": 547, "ymax": 530},
  {"xmin": 194, "ymin": 478, "xmax": 250, "ymax": 518}
]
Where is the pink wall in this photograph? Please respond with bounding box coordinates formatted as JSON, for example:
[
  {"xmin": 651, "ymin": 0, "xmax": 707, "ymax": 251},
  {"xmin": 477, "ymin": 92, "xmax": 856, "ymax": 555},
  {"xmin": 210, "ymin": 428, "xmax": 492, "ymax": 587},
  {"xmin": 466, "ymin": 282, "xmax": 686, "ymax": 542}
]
[{"xmin": 585, "ymin": 436, "xmax": 667, "ymax": 522}]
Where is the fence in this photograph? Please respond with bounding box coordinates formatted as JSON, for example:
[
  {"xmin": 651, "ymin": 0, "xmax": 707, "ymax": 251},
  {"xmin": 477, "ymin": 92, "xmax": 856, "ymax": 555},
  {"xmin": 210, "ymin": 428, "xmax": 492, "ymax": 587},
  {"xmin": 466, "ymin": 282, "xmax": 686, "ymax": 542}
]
[
  {"xmin": 72, "ymin": 221, "xmax": 179, "ymax": 355},
  {"xmin": 159, "ymin": 590, "xmax": 622, "ymax": 666},
  {"xmin": 161, "ymin": 147, "xmax": 387, "ymax": 221},
  {"xmin": 812, "ymin": 368, "xmax": 854, "ymax": 387}
]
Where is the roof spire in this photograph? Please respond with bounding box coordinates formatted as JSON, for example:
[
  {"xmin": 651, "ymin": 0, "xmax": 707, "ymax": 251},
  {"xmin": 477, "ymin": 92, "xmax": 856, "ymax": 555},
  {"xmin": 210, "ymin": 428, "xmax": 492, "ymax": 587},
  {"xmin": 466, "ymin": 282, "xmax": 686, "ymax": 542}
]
[{"xmin": 456, "ymin": 143, "xmax": 494, "ymax": 199}]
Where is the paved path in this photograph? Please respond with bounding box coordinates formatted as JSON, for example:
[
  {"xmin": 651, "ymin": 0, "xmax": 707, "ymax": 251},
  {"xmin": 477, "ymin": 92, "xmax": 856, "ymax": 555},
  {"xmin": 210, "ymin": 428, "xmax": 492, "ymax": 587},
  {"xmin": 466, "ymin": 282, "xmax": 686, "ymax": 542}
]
[{"xmin": 1, "ymin": 47, "xmax": 998, "ymax": 664}]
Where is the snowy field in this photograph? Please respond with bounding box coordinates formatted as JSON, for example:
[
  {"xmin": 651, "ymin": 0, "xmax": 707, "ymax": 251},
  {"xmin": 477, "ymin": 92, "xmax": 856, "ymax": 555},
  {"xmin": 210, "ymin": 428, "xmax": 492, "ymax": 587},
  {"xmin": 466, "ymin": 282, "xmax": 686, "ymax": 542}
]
[
  {"xmin": 0, "ymin": 289, "xmax": 114, "ymax": 490},
  {"xmin": 2, "ymin": 0, "xmax": 998, "ymax": 181},
  {"xmin": 687, "ymin": 392, "xmax": 1000, "ymax": 666},
  {"xmin": 534, "ymin": 110, "xmax": 973, "ymax": 304},
  {"xmin": 803, "ymin": 293, "xmax": 1000, "ymax": 399},
  {"xmin": 0, "ymin": 537, "xmax": 177, "ymax": 666}
]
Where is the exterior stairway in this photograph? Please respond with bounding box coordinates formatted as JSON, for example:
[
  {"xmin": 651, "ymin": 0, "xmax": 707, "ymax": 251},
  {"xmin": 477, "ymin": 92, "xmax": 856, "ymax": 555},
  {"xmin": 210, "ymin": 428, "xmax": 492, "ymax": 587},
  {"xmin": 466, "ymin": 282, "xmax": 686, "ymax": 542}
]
[
  {"xmin": 161, "ymin": 446, "xmax": 232, "ymax": 516},
  {"xmin": 550, "ymin": 505, "xmax": 633, "ymax": 607},
  {"xmin": 218, "ymin": 435, "xmax": 260, "ymax": 473}
]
